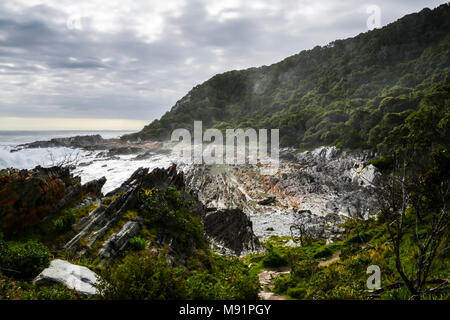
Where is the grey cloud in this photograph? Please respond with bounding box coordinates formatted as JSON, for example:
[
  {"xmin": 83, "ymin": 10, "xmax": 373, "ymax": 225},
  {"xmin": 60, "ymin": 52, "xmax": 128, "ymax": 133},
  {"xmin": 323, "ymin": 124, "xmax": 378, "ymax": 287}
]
[{"xmin": 0, "ymin": 0, "xmax": 447, "ymax": 123}]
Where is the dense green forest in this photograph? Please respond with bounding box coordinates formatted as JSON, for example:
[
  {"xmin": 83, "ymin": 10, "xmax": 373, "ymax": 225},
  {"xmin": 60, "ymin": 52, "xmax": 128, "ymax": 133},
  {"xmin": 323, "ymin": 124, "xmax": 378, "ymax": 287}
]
[{"xmin": 124, "ymin": 4, "xmax": 449, "ymax": 150}]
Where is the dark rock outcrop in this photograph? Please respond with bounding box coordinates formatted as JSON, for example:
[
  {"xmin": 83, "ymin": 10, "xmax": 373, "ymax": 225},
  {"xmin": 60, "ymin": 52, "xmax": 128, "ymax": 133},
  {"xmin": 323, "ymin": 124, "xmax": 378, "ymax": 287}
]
[
  {"xmin": 204, "ymin": 208, "xmax": 260, "ymax": 256},
  {"xmin": 17, "ymin": 135, "xmax": 106, "ymax": 150},
  {"xmin": 104, "ymin": 164, "xmax": 185, "ymax": 198},
  {"xmin": 258, "ymin": 197, "xmax": 276, "ymax": 206},
  {"xmin": 107, "ymin": 146, "xmax": 143, "ymax": 156}
]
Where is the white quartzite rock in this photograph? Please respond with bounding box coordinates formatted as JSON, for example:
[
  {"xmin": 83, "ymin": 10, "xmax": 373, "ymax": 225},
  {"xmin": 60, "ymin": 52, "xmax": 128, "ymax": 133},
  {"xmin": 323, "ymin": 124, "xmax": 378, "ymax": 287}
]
[{"xmin": 33, "ymin": 259, "xmax": 99, "ymax": 296}]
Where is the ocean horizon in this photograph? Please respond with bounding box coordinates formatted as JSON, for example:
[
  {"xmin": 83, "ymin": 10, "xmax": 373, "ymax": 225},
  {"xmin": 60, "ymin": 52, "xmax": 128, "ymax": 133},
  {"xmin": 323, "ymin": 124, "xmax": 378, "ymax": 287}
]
[
  {"xmin": 0, "ymin": 129, "xmax": 174, "ymax": 194},
  {"xmin": 0, "ymin": 129, "xmax": 137, "ymax": 145}
]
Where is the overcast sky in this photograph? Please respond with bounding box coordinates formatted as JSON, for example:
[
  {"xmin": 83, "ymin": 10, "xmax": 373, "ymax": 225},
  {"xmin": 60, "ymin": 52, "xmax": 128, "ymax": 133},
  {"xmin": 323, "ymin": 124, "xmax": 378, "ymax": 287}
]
[{"xmin": 0, "ymin": 0, "xmax": 447, "ymax": 130}]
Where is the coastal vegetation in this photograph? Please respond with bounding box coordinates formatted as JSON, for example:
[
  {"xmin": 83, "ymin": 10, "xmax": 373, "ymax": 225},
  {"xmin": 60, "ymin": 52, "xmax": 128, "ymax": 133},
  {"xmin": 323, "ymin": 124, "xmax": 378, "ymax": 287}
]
[{"xmin": 0, "ymin": 4, "xmax": 448, "ymax": 301}]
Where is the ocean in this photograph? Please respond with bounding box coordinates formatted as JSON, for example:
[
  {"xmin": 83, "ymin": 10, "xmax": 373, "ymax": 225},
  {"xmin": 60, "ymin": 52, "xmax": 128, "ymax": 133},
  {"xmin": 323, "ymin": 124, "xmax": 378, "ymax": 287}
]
[{"xmin": 0, "ymin": 130, "xmax": 176, "ymax": 193}]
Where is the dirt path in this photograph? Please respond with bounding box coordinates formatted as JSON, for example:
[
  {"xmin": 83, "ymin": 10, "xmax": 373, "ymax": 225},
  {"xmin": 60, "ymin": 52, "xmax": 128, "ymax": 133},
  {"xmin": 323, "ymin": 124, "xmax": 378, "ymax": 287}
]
[
  {"xmin": 258, "ymin": 266, "xmax": 291, "ymax": 300},
  {"xmin": 257, "ymin": 249, "xmax": 343, "ymax": 300},
  {"xmin": 318, "ymin": 250, "xmax": 341, "ymax": 267}
]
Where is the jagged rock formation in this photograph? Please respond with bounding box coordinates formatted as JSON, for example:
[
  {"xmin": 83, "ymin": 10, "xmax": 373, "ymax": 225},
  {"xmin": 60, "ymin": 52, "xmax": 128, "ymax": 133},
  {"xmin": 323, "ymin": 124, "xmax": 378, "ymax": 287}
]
[
  {"xmin": 64, "ymin": 166, "xmax": 170, "ymax": 252},
  {"xmin": 182, "ymin": 146, "xmax": 381, "ymax": 241},
  {"xmin": 64, "ymin": 165, "xmax": 260, "ymax": 260},
  {"xmin": 106, "ymin": 146, "xmax": 143, "ymax": 156},
  {"xmin": 203, "ymin": 208, "xmax": 260, "ymax": 256},
  {"xmin": 183, "ymin": 165, "xmax": 249, "ymax": 211},
  {"xmin": 183, "ymin": 147, "xmax": 380, "ymax": 218},
  {"xmin": 0, "ymin": 166, "xmax": 105, "ymax": 236},
  {"xmin": 33, "ymin": 259, "xmax": 99, "ymax": 296},
  {"xmin": 287, "ymin": 146, "xmax": 380, "ymax": 218}
]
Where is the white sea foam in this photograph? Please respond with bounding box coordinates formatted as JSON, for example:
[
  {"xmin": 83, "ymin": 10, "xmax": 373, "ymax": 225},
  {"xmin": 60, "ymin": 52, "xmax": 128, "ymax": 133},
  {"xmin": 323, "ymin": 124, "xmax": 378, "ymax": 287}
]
[
  {"xmin": 72, "ymin": 154, "xmax": 176, "ymax": 194},
  {"xmin": 0, "ymin": 145, "xmax": 176, "ymax": 194},
  {"xmin": 0, "ymin": 131, "xmax": 175, "ymax": 194}
]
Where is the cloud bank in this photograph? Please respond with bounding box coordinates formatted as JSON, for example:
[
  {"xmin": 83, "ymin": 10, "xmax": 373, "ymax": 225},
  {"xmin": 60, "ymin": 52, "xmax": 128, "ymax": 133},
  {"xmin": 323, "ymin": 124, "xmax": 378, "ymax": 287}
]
[{"xmin": 0, "ymin": 0, "xmax": 446, "ymax": 129}]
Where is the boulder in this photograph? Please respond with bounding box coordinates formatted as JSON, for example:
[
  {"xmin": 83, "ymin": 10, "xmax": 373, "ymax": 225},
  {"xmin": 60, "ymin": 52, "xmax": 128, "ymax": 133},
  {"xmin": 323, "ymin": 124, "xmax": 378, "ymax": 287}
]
[{"xmin": 33, "ymin": 259, "xmax": 99, "ymax": 296}]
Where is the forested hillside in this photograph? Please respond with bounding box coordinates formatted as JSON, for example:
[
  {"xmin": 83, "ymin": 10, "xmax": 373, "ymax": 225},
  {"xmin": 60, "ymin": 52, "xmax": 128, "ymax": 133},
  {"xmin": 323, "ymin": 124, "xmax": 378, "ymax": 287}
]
[{"xmin": 124, "ymin": 4, "xmax": 450, "ymax": 150}]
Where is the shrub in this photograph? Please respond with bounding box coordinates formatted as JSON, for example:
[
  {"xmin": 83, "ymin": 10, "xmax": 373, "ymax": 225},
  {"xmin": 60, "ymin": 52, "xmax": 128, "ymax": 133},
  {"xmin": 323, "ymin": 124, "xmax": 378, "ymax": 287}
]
[
  {"xmin": 206, "ymin": 256, "xmax": 260, "ymax": 300},
  {"xmin": 185, "ymin": 255, "xmax": 260, "ymax": 300},
  {"xmin": 340, "ymin": 243, "xmax": 361, "ymax": 260},
  {"xmin": 345, "ymin": 230, "xmax": 375, "ymax": 244},
  {"xmin": 21, "ymin": 283, "xmax": 79, "ymax": 300},
  {"xmin": 185, "ymin": 273, "xmax": 221, "ymax": 300},
  {"xmin": 97, "ymin": 250, "xmax": 260, "ymax": 300},
  {"xmin": 137, "ymin": 187, "xmax": 207, "ymax": 253},
  {"xmin": 129, "ymin": 236, "xmax": 147, "ymax": 251},
  {"xmin": 53, "ymin": 209, "xmax": 77, "ymax": 233},
  {"xmin": 102, "ymin": 196, "xmax": 117, "ymax": 206},
  {"xmin": 313, "ymin": 246, "xmax": 334, "ymax": 259},
  {"xmin": 334, "ymin": 139, "xmax": 343, "ymax": 148},
  {"xmin": 287, "ymin": 287, "xmax": 307, "ymax": 299},
  {"xmin": 0, "ymin": 240, "xmax": 51, "ymax": 279},
  {"xmin": 292, "ymin": 259, "xmax": 318, "ymax": 278},
  {"xmin": 273, "ymin": 273, "xmax": 293, "ymax": 294},
  {"xmin": 262, "ymin": 244, "xmax": 288, "ymax": 268},
  {"xmin": 96, "ymin": 250, "xmax": 186, "ymax": 300},
  {"xmin": 368, "ymin": 156, "xmax": 394, "ymax": 171}
]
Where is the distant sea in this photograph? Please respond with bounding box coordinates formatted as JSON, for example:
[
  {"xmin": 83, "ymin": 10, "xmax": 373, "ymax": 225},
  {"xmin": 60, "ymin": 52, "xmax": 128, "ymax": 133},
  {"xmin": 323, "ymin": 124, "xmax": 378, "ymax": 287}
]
[
  {"xmin": 0, "ymin": 130, "xmax": 175, "ymax": 194},
  {"xmin": 0, "ymin": 130, "xmax": 134, "ymax": 146}
]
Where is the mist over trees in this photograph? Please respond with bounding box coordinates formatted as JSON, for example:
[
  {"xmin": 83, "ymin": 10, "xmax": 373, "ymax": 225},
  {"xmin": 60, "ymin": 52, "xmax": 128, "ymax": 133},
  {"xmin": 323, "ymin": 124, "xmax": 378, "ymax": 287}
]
[{"xmin": 125, "ymin": 4, "xmax": 449, "ymax": 153}]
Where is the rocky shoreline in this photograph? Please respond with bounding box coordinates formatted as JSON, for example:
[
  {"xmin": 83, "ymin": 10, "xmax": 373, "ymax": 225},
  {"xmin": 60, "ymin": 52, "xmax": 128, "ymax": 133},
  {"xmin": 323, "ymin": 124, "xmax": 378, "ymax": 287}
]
[
  {"xmin": 8, "ymin": 134, "xmax": 382, "ymax": 244},
  {"xmin": 182, "ymin": 146, "xmax": 380, "ymax": 241},
  {"xmin": 11, "ymin": 134, "xmax": 167, "ymax": 156},
  {"xmin": 0, "ymin": 134, "xmax": 385, "ymax": 296}
]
